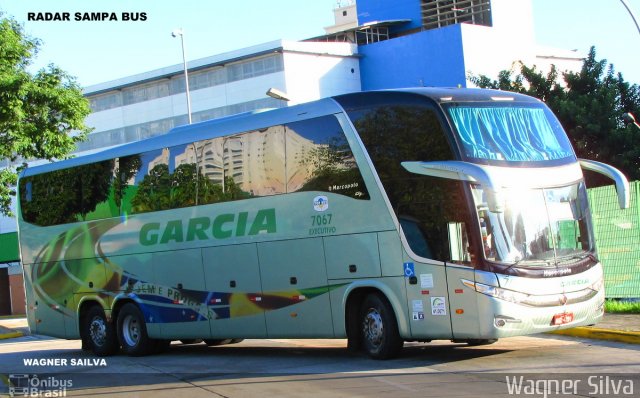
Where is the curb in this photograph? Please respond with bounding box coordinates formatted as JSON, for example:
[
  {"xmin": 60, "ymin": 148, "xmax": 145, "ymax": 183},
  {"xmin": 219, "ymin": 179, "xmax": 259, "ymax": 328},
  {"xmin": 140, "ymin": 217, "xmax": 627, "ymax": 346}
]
[
  {"xmin": 0, "ymin": 331, "xmax": 23, "ymax": 340},
  {"xmin": 548, "ymin": 327, "xmax": 640, "ymax": 345}
]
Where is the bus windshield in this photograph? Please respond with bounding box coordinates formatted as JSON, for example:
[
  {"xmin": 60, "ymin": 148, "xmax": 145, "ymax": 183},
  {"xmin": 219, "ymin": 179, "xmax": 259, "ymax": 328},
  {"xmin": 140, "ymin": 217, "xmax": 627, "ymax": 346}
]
[
  {"xmin": 474, "ymin": 182, "xmax": 594, "ymax": 267},
  {"xmin": 444, "ymin": 103, "xmax": 575, "ymax": 164}
]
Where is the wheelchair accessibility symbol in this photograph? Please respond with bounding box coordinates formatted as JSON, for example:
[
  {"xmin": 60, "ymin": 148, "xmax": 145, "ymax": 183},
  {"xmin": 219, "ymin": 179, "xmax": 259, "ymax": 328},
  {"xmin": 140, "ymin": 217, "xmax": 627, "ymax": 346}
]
[{"xmin": 403, "ymin": 262, "xmax": 415, "ymax": 278}]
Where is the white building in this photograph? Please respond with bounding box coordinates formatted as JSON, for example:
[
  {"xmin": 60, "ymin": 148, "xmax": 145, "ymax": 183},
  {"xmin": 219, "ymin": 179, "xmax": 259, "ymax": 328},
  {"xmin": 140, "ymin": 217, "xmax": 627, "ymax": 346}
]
[{"xmin": 80, "ymin": 40, "xmax": 361, "ymax": 154}]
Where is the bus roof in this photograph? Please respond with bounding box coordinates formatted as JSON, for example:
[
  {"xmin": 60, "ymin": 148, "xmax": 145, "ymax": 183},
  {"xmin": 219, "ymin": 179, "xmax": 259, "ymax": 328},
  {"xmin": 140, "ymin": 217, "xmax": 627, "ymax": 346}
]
[{"xmin": 21, "ymin": 87, "xmax": 539, "ymax": 177}]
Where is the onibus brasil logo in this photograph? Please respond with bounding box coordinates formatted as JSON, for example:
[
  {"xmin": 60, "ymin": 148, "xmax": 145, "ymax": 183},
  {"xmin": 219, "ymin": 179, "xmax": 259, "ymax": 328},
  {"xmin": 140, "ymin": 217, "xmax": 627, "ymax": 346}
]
[{"xmin": 8, "ymin": 374, "xmax": 72, "ymax": 397}]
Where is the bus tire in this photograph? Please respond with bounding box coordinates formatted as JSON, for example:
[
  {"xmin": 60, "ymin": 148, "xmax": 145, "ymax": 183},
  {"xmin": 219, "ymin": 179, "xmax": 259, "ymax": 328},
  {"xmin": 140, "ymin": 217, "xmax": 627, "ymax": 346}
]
[
  {"xmin": 117, "ymin": 303, "xmax": 154, "ymax": 356},
  {"xmin": 154, "ymin": 339, "xmax": 172, "ymax": 353},
  {"xmin": 83, "ymin": 305, "xmax": 118, "ymax": 357},
  {"xmin": 360, "ymin": 293, "xmax": 403, "ymax": 359}
]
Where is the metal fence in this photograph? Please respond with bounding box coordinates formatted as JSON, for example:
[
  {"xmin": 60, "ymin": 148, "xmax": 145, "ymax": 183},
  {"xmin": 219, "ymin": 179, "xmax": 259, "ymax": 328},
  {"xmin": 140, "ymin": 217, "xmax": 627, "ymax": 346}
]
[{"xmin": 588, "ymin": 181, "xmax": 640, "ymax": 298}]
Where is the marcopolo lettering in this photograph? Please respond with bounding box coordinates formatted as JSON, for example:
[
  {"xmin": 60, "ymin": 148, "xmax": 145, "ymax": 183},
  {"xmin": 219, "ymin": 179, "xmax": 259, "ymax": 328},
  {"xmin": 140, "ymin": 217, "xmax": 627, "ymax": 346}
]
[{"xmin": 140, "ymin": 208, "xmax": 276, "ymax": 246}]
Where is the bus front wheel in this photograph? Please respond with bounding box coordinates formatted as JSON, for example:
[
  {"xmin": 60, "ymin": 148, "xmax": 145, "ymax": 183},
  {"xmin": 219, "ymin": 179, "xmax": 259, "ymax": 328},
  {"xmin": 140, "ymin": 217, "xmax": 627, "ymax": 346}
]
[
  {"xmin": 83, "ymin": 306, "xmax": 118, "ymax": 357},
  {"xmin": 360, "ymin": 294, "xmax": 403, "ymax": 359},
  {"xmin": 117, "ymin": 303, "xmax": 154, "ymax": 356}
]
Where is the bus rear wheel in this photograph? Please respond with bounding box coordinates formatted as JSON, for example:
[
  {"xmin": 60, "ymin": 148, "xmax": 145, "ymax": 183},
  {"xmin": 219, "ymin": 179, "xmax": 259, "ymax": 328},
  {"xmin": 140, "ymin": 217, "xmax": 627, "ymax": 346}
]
[
  {"xmin": 117, "ymin": 303, "xmax": 154, "ymax": 356},
  {"xmin": 360, "ymin": 294, "xmax": 403, "ymax": 359},
  {"xmin": 83, "ymin": 306, "xmax": 118, "ymax": 357}
]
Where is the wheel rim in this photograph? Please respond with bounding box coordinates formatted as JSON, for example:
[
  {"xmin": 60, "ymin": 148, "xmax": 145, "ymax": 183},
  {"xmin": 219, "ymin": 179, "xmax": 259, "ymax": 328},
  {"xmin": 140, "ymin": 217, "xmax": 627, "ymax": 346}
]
[
  {"xmin": 363, "ymin": 308, "xmax": 384, "ymax": 348},
  {"xmin": 89, "ymin": 316, "xmax": 107, "ymax": 347},
  {"xmin": 122, "ymin": 314, "xmax": 141, "ymax": 347}
]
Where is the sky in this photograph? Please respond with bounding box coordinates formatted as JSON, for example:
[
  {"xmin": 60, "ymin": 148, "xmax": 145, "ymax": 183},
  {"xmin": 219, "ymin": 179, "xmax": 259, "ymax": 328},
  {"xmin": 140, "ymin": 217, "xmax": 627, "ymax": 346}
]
[{"xmin": 1, "ymin": 0, "xmax": 639, "ymax": 87}]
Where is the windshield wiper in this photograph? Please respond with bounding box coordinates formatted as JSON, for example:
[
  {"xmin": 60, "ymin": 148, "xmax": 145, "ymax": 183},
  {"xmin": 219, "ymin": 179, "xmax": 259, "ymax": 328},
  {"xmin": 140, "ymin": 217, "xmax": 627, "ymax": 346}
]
[
  {"xmin": 501, "ymin": 257, "xmax": 553, "ymax": 272},
  {"xmin": 556, "ymin": 252, "xmax": 597, "ymax": 265}
]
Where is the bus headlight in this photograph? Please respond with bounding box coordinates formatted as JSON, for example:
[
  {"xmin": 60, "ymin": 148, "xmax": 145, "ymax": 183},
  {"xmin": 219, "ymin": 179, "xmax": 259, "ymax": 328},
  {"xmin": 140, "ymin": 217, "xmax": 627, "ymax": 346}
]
[
  {"xmin": 462, "ymin": 278, "xmax": 602, "ymax": 307},
  {"xmin": 462, "ymin": 279, "xmax": 529, "ymax": 304}
]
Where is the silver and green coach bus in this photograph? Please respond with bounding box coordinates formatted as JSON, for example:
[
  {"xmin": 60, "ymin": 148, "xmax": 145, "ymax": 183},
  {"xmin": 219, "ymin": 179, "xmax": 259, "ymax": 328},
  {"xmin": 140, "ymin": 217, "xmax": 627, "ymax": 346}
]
[{"xmin": 17, "ymin": 88, "xmax": 629, "ymax": 359}]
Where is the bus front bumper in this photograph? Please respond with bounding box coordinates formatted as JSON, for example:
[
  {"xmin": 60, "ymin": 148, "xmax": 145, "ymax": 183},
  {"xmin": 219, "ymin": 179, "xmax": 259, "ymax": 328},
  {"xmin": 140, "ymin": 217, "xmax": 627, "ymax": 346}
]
[{"xmin": 474, "ymin": 286, "xmax": 605, "ymax": 339}]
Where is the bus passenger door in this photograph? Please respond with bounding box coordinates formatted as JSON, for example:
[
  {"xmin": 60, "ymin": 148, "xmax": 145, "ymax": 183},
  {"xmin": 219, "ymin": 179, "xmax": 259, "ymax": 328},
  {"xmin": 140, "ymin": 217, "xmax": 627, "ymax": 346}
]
[
  {"xmin": 403, "ymin": 259, "xmax": 453, "ymax": 339},
  {"xmin": 445, "ymin": 222, "xmax": 480, "ymax": 339},
  {"xmin": 258, "ymin": 238, "xmax": 334, "ymax": 337},
  {"xmin": 202, "ymin": 244, "xmax": 267, "ymax": 338}
]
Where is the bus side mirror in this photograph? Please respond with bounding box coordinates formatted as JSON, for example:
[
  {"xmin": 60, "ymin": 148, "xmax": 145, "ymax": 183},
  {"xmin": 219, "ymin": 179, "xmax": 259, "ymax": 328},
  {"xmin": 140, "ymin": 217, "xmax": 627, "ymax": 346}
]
[
  {"xmin": 579, "ymin": 159, "xmax": 630, "ymax": 209},
  {"xmin": 401, "ymin": 161, "xmax": 504, "ymax": 212}
]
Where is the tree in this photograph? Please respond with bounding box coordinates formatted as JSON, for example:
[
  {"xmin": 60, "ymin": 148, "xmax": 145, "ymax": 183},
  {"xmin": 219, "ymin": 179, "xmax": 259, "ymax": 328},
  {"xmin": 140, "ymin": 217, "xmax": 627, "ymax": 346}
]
[
  {"xmin": 0, "ymin": 13, "xmax": 91, "ymax": 215},
  {"xmin": 469, "ymin": 47, "xmax": 640, "ymax": 184}
]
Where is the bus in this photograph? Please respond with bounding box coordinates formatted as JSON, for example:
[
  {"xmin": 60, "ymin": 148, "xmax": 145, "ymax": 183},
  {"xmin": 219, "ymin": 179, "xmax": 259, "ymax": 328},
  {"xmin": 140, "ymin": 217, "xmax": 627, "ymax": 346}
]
[{"xmin": 17, "ymin": 88, "xmax": 629, "ymax": 359}]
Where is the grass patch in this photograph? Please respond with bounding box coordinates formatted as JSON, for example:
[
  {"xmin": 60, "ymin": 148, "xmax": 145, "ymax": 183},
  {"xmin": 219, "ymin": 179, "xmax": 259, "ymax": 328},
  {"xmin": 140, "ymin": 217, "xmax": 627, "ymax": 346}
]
[{"xmin": 605, "ymin": 299, "xmax": 640, "ymax": 314}]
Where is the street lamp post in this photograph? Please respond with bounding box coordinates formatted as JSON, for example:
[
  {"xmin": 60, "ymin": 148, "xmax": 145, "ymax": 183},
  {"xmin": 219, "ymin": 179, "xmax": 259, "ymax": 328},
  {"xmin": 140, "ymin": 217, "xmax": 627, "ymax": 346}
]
[
  {"xmin": 172, "ymin": 28, "xmax": 193, "ymax": 124},
  {"xmin": 623, "ymin": 112, "xmax": 640, "ymax": 130},
  {"xmin": 620, "ymin": 0, "xmax": 640, "ymax": 37},
  {"xmin": 266, "ymin": 87, "xmax": 290, "ymax": 102}
]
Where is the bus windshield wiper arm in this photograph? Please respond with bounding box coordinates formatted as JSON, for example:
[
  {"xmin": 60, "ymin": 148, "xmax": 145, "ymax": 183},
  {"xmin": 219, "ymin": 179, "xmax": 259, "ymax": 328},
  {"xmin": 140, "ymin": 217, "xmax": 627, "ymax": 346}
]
[
  {"xmin": 502, "ymin": 257, "xmax": 553, "ymax": 272},
  {"xmin": 556, "ymin": 252, "xmax": 597, "ymax": 265}
]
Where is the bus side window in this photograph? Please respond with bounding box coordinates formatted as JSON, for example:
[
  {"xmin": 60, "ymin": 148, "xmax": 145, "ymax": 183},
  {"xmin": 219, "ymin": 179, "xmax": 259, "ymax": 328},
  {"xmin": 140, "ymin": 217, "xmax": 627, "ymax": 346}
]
[
  {"xmin": 122, "ymin": 149, "xmax": 169, "ymax": 215},
  {"xmin": 80, "ymin": 159, "xmax": 119, "ymax": 222},
  {"xmin": 345, "ymin": 100, "xmax": 475, "ymax": 262},
  {"xmin": 19, "ymin": 177, "xmax": 36, "ymax": 224},
  {"xmin": 20, "ymin": 161, "xmax": 118, "ymax": 226},
  {"xmin": 113, "ymin": 154, "xmax": 142, "ymax": 216},
  {"xmin": 195, "ymin": 126, "xmax": 286, "ymax": 205},
  {"xmin": 20, "ymin": 171, "xmax": 74, "ymax": 226},
  {"xmin": 223, "ymin": 126, "xmax": 286, "ymax": 198},
  {"xmin": 168, "ymin": 143, "xmax": 198, "ymax": 209},
  {"xmin": 448, "ymin": 221, "xmax": 472, "ymax": 264},
  {"xmin": 194, "ymin": 137, "xmax": 225, "ymax": 204},
  {"xmin": 285, "ymin": 115, "xmax": 369, "ymax": 199}
]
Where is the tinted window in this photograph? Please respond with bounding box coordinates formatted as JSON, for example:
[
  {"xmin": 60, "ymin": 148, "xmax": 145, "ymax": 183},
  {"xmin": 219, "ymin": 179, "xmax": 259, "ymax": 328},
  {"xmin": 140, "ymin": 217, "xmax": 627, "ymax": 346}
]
[
  {"xmin": 194, "ymin": 125, "xmax": 286, "ymax": 205},
  {"xmin": 168, "ymin": 144, "xmax": 198, "ymax": 209},
  {"xmin": 113, "ymin": 154, "xmax": 142, "ymax": 217},
  {"xmin": 225, "ymin": 126, "xmax": 286, "ymax": 197},
  {"xmin": 346, "ymin": 101, "xmax": 474, "ymax": 261},
  {"xmin": 286, "ymin": 116, "xmax": 369, "ymax": 200},
  {"xmin": 128, "ymin": 149, "xmax": 170, "ymax": 214},
  {"xmin": 20, "ymin": 160, "xmax": 117, "ymax": 226},
  {"xmin": 19, "ymin": 116, "xmax": 369, "ymax": 226}
]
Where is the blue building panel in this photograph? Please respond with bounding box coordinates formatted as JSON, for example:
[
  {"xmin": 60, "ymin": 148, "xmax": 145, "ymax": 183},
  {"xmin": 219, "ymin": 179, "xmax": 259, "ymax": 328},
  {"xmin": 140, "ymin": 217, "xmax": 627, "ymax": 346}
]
[
  {"xmin": 357, "ymin": 0, "xmax": 422, "ymax": 31},
  {"xmin": 358, "ymin": 25, "xmax": 467, "ymax": 90}
]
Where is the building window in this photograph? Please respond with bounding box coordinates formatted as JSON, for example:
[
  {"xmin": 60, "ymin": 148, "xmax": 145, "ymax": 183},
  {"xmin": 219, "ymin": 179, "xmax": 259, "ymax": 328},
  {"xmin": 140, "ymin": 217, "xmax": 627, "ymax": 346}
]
[
  {"xmin": 86, "ymin": 54, "xmax": 284, "ymax": 112},
  {"xmin": 421, "ymin": 0, "xmax": 492, "ymax": 31},
  {"xmin": 89, "ymin": 91, "xmax": 122, "ymax": 112}
]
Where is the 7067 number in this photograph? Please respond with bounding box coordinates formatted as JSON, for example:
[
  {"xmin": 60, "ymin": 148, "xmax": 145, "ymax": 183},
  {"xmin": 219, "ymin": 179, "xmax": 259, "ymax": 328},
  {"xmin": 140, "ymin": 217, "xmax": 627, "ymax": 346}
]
[{"xmin": 311, "ymin": 214, "xmax": 332, "ymax": 226}]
